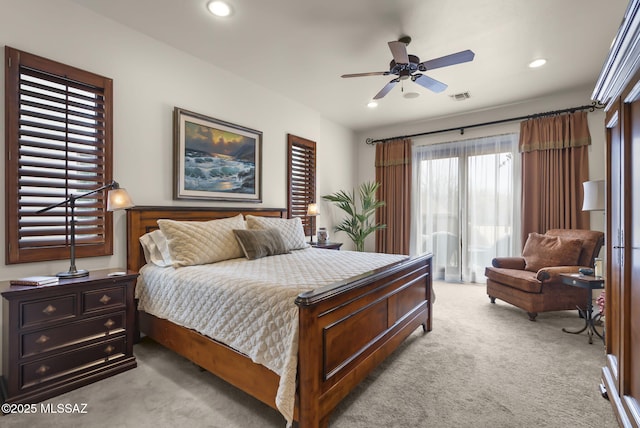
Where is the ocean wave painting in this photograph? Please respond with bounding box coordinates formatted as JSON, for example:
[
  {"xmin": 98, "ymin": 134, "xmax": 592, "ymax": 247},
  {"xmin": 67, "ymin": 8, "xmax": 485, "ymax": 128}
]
[{"xmin": 183, "ymin": 120, "xmax": 256, "ymax": 194}]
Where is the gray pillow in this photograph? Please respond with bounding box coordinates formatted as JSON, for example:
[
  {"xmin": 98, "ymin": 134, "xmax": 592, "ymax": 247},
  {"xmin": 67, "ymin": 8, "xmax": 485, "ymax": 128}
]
[{"xmin": 233, "ymin": 228, "xmax": 290, "ymax": 260}]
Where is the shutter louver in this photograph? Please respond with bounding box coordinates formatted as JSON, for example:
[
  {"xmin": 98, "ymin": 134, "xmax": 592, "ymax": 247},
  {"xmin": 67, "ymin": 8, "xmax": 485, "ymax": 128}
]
[
  {"xmin": 6, "ymin": 47, "xmax": 114, "ymax": 264},
  {"xmin": 287, "ymin": 135, "xmax": 316, "ymax": 236}
]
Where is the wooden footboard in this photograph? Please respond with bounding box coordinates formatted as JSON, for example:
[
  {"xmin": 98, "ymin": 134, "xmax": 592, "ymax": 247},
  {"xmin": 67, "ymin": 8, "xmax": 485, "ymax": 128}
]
[
  {"xmin": 127, "ymin": 206, "xmax": 432, "ymax": 427},
  {"xmin": 296, "ymin": 254, "xmax": 432, "ymax": 427}
]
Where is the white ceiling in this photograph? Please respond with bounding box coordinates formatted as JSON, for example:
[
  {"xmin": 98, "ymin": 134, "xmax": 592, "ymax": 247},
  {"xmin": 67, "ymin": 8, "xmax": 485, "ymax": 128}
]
[{"xmin": 71, "ymin": 0, "xmax": 628, "ymax": 132}]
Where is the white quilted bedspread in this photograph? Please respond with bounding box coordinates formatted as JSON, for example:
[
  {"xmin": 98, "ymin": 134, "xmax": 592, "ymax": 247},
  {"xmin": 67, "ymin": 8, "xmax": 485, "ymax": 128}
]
[{"xmin": 135, "ymin": 248, "xmax": 407, "ymax": 424}]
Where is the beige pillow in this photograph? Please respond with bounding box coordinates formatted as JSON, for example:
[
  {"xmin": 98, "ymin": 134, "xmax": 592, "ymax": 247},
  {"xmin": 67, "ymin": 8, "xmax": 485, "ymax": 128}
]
[
  {"xmin": 522, "ymin": 232, "xmax": 583, "ymax": 272},
  {"xmin": 158, "ymin": 214, "xmax": 245, "ymax": 267},
  {"xmin": 233, "ymin": 228, "xmax": 290, "ymax": 260},
  {"xmin": 245, "ymin": 215, "xmax": 309, "ymax": 251}
]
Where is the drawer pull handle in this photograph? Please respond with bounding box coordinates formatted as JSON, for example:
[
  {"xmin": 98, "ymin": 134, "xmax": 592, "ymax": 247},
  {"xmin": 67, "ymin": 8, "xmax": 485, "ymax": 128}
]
[
  {"xmin": 99, "ymin": 294, "xmax": 112, "ymax": 305},
  {"xmin": 42, "ymin": 305, "xmax": 57, "ymax": 315},
  {"xmin": 35, "ymin": 335, "xmax": 50, "ymax": 344},
  {"xmin": 104, "ymin": 319, "xmax": 115, "ymax": 329},
  {"xmin": 35, "ymin": 365, "xmax": 50, "ymax": 375},
  {"xmin": 104, "ymin": 345, "xmax": 115, "ymax": 354}
]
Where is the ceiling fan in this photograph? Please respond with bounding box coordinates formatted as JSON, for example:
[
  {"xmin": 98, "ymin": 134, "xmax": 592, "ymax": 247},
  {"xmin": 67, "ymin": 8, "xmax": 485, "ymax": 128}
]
[{"xmin": 341, "ymin": 36, "xmax": 475, "ymax": 100}]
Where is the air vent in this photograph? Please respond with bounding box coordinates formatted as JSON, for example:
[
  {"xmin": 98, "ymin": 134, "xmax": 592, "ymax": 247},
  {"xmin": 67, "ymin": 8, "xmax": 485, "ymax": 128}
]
[{"xmin": 449, "ymin": 91, "xmax": 471, "ymax": 101}]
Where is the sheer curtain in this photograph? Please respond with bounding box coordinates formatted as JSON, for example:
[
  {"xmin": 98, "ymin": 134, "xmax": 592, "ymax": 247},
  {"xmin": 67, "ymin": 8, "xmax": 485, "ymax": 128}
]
[{"xmin": 412, "ymin": 133, "xmax": 520, "ymax": 282}]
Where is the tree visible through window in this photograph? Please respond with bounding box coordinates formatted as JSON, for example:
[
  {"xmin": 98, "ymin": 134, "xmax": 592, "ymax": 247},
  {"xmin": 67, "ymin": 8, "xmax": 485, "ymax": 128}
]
[
  {"xmin": 5, "ymin": 47, "xmax": 114, "ymax": 264},
  {"xmin": 287, "ymin": 134, "xmax": 316, "ymax": 236}
]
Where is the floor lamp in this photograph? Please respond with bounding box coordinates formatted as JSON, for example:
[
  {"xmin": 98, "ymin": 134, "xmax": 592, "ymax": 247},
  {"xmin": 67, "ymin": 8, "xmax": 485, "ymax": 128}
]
[{"xmin": 37, "ymin": 180, "xmax": 135, "ymax": 278}]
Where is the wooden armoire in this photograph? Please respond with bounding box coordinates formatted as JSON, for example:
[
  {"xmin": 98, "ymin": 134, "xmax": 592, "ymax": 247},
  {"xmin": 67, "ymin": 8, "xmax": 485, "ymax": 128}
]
[{"xmin": 592, "ymin": 0, "xmax": 640, "ymax": 426}]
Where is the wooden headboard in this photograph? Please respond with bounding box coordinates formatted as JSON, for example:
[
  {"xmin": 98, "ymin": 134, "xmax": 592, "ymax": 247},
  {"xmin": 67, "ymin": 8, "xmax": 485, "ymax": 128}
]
[{"xmin": 126, "ymin": 206, "xmax": 286, "ymax": 272}]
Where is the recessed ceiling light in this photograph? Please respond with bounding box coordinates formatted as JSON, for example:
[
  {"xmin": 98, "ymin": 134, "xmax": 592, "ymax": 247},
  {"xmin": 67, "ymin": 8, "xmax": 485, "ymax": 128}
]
[
  {"xmin": 207, "ymin": 1, "xmax": 233, "ymax": 17},
  {"xmin": 367, "ymin": 101, "xmax": 378, "ymax": 108},
  {"xmin": 528, "ymin": 58, "xmax": 547, "ymax": 68}
]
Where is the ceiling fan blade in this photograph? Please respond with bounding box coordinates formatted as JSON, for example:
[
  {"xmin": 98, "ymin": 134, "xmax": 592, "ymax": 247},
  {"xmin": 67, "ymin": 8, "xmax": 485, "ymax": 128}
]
[
  {"xmin": 341, "ymin": 71, "xmax": 389, "ymax": 78},
  {"xmin": 413, "ymin": 74, "xmax": 448, "ymax": 93},
  {"xmin": 373, "ymin": 78, "xmax": 400, "ymax": 99},
  {"xmin": 388, "ymin": 41, "xmax": 409, "ymax": 64},
  {"xmin": 420, "ymin": 49, "xmax": 475, "ymax": 71}
]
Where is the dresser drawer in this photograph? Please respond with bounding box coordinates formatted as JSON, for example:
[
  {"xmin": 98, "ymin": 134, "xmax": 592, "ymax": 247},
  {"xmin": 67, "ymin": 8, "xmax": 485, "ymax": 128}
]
[
  {"xmin": 22, "ymin": 312, "xmax": 126, "ymax": 358},
  {"xmin": 21, "ymin": 336, "xmax": 126, "ymax": 389},
  {"xmin": 82, "ymin": 286, "xmax": 125, "ymax": 313},
  {"xmin": 21, "ymin": 295, "xmax": 76, "ymax": 328}
]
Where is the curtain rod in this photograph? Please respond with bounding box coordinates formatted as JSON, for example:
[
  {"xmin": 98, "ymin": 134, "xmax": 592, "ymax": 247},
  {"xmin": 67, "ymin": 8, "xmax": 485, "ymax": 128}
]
[{"xmin": 365, "ymin": 101, "xmax": 605, "ymax": 145}]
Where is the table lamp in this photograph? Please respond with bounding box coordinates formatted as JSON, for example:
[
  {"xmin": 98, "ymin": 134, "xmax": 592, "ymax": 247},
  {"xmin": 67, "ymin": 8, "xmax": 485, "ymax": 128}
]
[
  {"xmin": 582, "ymin": 179, "xmax": 605, "ymax": 276},
  {"xmin": 307, "ymin": 203, "xmax": 319, "ymax": 244},
  {"xmin": 36, "ymin": 180, "xmax": 135, "ymax": 278},
  {"xmin": 582, "ymin": 180, "xmax": 605, "ymax": 211}
]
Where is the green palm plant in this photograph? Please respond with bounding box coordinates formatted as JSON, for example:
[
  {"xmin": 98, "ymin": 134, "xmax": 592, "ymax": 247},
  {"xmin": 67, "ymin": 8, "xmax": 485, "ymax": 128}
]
[{"xmin": 322, "ymin": 181, "xmax": 386, "ymax": 252}]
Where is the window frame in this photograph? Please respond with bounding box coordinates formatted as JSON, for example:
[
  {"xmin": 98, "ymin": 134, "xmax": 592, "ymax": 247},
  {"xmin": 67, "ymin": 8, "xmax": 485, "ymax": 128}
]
[
  {"xmin": 286, "ymin": 134, "xmax": 316, "ymax": 236},
  {"xmin": 5, "ymin": 46, "xmax": 114, "ymax": 264}
]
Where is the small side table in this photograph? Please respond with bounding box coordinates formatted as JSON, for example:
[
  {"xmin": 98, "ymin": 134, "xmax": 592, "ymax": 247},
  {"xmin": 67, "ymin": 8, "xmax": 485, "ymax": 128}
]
[
  {"xmin": 560, "ymin": 273, "xmax": 605, "ymax": 344},
  {"xmin": 310, "ymin": 241, "xmax": 343, "ymax": 250}
]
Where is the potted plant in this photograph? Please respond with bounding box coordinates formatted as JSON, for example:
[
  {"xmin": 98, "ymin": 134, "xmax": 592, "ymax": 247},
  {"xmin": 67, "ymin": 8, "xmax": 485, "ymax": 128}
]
[{"xmin": 322, "ymin": 181, "xmax": 386, "ymax": 252}]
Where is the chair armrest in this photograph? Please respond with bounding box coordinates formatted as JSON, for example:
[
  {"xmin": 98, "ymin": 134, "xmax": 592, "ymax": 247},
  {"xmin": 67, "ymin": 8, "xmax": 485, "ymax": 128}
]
[
  {"xmin": 492, "ymin": 257, "xmax": 526, "ymax": 270},
  {"xmin": 536, "ymin": 266, "xmax": 582, "ymax": 281}
]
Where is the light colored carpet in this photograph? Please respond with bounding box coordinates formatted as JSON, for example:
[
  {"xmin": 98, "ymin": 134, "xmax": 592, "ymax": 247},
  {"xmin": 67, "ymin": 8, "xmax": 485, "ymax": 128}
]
[{"xmin": 2, "ymin": 281, "xmax": 618, "ymax": 427}]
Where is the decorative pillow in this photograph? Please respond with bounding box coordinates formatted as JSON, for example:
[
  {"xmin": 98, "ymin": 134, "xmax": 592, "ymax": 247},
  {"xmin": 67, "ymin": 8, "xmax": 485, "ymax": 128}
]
[
  {"xmin": 245, "ymin": 215, "xmax": 309, "ymax": 251},
  {"xmin": 139, "ymin": 229, "xmax": 172, "ymax": 267},
  {"xmin": 157, "ymin": 214, "xmax": 246, "ymax": 267},
  {"xmin": 522, "ymin": 232, "xmax": 583, "ymax": 272},
  {"xmin": 233, "ymin": 228, "xmax": 290, "ymax": 260}
]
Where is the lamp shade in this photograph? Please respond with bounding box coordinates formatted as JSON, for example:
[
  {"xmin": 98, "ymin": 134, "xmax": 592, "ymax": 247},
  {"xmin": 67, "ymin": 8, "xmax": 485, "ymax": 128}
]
[
  {"xmin": 582, "ymin": 180, "xmax": 605, "ymax": 211},
  {"xmin": 107, "ymin": 187, "xmax": 135, "ymax": 211},
  {"xmin": 307, "ymin": 203, "xmax": 319, "ymax": 216}
]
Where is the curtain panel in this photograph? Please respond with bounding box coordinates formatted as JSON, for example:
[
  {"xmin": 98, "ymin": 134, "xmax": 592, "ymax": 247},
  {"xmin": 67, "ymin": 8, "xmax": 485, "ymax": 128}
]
[
  {"xmin": 519, "ymin": 111, "xmax": 591, "ymax": 247},
  {"xmin": 375, "ymin": 139, "xmax": 412, "ymax": 254}
]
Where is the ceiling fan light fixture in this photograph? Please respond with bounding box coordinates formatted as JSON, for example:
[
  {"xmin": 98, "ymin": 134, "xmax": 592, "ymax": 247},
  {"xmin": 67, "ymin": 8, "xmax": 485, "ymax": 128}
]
[
  {"xmin": 342, "ymin": 37, "xmax": 474, "ymax": 100},
  {"xmin": 404, "ymin": 92, "xmax": 420, "ymax": 99},
  {"xmin": 207, "ymin": 1, "xmax": 233, "ymax": 17},
  {"xmin": 528, "ymin": 58, "xmax": 547, "ymax": 68}
]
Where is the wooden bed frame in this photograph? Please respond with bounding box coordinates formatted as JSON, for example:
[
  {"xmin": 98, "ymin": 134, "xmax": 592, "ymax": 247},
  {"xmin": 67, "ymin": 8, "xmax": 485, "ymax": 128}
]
[{"xmin": 126, "ymin": 206, "xmax": 432, "ymax": 428}]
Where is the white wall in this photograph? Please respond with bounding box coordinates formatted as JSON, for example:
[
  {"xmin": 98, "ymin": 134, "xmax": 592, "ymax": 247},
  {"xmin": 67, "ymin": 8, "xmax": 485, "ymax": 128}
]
[
  {"xmin": 355, "ymin": 86, "xmax": 607, "ymax": 251},
  {"xmin": 0, "ymin": 0, "xmax": 358, "ymax": 280}
]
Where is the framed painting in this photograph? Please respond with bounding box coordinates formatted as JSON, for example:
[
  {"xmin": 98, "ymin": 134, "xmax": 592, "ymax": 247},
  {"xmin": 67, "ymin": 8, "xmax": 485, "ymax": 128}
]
[{"xmin": 173, "ymin": 108, "xmax": 262, "ymax": 202}]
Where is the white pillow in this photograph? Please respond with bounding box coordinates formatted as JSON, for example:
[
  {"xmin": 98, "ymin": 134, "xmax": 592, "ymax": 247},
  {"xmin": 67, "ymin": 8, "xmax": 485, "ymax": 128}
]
[
  {"xmin": 139, "ymin": 229, "xmax": 172, "ymax": 267},
  {"xmin": 245, "ymin": 215, "xmax": 309, "ymax": 251},
  {"xmin": 158, "ymin": 214, "xmax": 246, "ymax": 267}
]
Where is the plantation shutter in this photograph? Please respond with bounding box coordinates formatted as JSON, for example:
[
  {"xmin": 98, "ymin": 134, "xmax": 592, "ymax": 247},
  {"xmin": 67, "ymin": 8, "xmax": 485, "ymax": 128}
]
[
  {"xmin": 287, "ymin": 134, "xmax": 316, "ymax": 236},
  {"xmin": 5, "ymin": 47, "xmax": 114, "ymax": 264}
]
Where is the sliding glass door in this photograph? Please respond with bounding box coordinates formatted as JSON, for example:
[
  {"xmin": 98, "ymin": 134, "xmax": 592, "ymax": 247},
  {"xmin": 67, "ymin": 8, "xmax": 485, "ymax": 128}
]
[{"xmin": 412, "ymin": 134, "xmax": 520, "ymax": 282}]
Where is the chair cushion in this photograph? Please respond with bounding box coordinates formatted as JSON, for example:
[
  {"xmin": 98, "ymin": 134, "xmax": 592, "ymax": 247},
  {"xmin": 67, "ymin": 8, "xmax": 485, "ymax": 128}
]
[
  {"xmin": 521, "ymin": 232, "xmax": 583, "ymax": 272},
  {"xmin": 546, "ymin": 229, "xmax": 604, "ymax": 267},
  {"xmin": 485, "ymin": 267, "xmax": 543, "ymax": 293}
]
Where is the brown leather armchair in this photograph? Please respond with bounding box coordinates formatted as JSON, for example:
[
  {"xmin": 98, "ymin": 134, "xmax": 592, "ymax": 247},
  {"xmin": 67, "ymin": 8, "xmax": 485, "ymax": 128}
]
[{"xmin": 485, "ymin": 229, "xmax": 604, "ymax": 321}]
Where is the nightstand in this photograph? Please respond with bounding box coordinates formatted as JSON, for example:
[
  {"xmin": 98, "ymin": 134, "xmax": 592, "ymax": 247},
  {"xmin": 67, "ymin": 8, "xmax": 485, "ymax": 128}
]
[
  {"xmin": 1, "ymin": 269, "xmax": 138, "ymax": 405},
  {"xmin": 560, "ymin": 273, "xmax": 605, "ymax": 344},
  {"xmin": 310, "ymin": 241, "xmax": 343, "ymax": 250}
]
